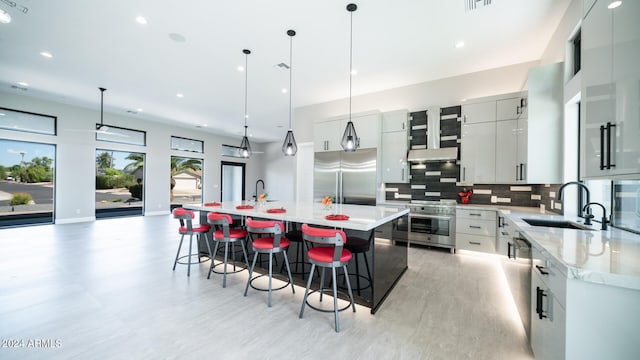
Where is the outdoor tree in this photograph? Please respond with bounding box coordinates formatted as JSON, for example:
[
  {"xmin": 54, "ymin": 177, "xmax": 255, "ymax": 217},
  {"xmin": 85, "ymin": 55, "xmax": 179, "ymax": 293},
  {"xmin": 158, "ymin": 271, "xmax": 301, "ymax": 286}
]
[
  {"xmin": 124, "ymin": 153, "xmax": 144, "ymax": 173},
  {"xmin": 96, "ymin": 152, "xmax": 114, "ymax": 169}
]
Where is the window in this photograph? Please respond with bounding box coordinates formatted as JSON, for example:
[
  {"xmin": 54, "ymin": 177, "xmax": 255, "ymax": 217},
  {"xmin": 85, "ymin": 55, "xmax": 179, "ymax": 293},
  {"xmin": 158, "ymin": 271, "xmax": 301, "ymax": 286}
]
[
  {"xmin": 170, "ymin": 156, "xmax": 203, "ymax": 208},
  {"xmin": 221, "ymin": 144, "xmax": 245, "ymax": 158},
  {"xmin": 0, "ymin": 107, "xmax": 56, "ymax": 135},
  {"xmin": 0, "ymin": 139, "xmax": 56, "ymax": 227},
  {"xmin": 96, "ymin": 125, "xmax": 146, "ymax": 146},
  {"xmin": 95, "ymin": 150, "xmax": 145, "ymax": 219},
  {"xmin": 572, "ymin": 29, "xmax": 581, "ymax": 75},
  {"xmin": 171, "ymin": 136, "xmax": 203, "ymax": 153}
]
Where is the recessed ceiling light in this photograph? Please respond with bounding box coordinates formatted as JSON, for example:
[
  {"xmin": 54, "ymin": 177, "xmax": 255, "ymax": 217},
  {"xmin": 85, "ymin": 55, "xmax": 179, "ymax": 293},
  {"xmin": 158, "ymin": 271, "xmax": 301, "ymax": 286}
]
[
  {"xmin": 17, "ymin": 81, "xmax": 29, "ymax": 87},
  {"xmin": 281, "ymin": 88, "xmax": 287, "ymax": 93},
  {"xmin": 136, "ymin": 16, "xmax": 148, "ymax": 25},
  {"xmin": 350, "ymin": 69, "xmax": 358, "ymax": 75},
  {"xmin": 461, "ymin": 98, "xmax": 467, "ymax": 102},
  {"xmin": 40, "ymin": 51, "xmax": 53, "ymax": 58},
  {"xmin": 456, "ymin": 41, "xmax": 465, "ymax": 48},
  {"xmin": 136, "ymin": 108, "xmax": 143, "ymax": 112},
  {"xmin": 0, "ymin": 9, "xmax": 10, "ymax": 24},
  {"xmin": 608, "ymin": 1, "xmax": 622, "ymax": 9},
  {"xmin": 0, "ymin": 112, "xmax": 6, "ymax": 116},
  {"xmin": 176, "ymin": 93, "xmax": 184, "ymax": 98},
  {"xmin": 237, "ymin": 65, "xmax": 245, "ymax": 72}
]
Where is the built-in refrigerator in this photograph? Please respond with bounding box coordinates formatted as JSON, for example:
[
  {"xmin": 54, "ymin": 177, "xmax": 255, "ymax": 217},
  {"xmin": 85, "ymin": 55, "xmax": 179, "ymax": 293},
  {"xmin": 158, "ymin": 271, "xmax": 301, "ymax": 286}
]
[{"xmin": 313, "ymin": 149, "xmax": 377, "ymax": 206}]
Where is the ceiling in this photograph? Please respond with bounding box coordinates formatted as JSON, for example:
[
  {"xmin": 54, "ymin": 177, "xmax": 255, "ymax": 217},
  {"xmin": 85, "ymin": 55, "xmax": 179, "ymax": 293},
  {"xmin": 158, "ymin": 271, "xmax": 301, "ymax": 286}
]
[{"xmin": 0, "ymin": 0, "xmax": 571, "ymax": 142}]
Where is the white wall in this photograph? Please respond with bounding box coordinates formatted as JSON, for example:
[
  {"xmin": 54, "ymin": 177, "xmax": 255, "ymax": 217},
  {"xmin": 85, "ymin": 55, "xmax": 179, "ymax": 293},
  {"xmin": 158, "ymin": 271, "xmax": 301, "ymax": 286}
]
[{"xmin": 0, "ymin": 90, "xmax": 265, "ymax": 223}]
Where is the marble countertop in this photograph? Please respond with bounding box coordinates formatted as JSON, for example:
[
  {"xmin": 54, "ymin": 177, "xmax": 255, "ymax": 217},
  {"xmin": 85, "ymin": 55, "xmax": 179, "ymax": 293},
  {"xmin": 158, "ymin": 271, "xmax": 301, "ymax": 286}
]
[
  {"xmin": 501, "ymin": 209, "xmax": 640, "ymax": 291},
  {"xmin": 186, "ymin": 201, "xmax": 409, "ymax": 232}
]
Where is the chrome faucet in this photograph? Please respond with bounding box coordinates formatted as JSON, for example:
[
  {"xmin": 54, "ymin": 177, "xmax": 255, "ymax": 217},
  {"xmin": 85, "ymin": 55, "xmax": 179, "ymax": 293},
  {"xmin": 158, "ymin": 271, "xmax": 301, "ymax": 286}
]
[
  {"xmin": 583, "ymin": 202, "xmax": 609, "ymax": 230},
  {"xmin": 254, "ymin": 179, "xmax": 265, "ymax": 201},
  {"xmin": 557, "ymin": 181, "xmax": 592, "ymax": 225}
]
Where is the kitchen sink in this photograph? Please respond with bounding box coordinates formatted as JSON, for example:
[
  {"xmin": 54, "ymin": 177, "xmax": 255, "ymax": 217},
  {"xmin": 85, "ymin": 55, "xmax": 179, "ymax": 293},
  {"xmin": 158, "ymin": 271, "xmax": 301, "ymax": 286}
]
[{"xmin": 522, "ymin": 218, "xmax": 593, "ymax": 230}]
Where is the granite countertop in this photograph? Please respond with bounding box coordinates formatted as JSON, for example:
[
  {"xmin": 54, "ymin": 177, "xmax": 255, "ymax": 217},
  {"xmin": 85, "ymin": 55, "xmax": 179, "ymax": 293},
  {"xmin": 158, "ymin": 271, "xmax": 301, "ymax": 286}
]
[{"xmin": 501, "ymin": 209, "xmax": 640, "ymax": 291}]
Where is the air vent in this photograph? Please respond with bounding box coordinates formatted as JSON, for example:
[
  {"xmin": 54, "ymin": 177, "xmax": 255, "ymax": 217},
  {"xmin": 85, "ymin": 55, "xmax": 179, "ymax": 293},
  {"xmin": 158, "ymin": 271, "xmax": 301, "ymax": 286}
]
[
  {"xmin": 465, "ymin": 0, "xmax": 492, "ymax": 12},
  {"xmin": 10, "ymin": 85, "xmax": 27, "ymax": 91},
  {"xmin": 126, "ymin": 110, "xmax": 138, "ymax": 114}
]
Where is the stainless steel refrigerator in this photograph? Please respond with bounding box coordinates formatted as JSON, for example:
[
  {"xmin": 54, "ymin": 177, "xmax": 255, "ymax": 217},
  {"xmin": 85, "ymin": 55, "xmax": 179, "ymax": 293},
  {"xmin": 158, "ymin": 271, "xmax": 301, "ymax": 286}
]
[{"xmin": 314, "ymin": 149, "xmax": 377, "ymax": 205}]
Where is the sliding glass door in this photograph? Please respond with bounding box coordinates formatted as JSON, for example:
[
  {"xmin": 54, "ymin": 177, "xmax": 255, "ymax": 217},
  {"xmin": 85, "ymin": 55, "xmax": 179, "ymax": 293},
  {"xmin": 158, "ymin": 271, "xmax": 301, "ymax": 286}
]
[{"xmin": 95, "ymin": 149, "xmax": 144, "ymax": 219}]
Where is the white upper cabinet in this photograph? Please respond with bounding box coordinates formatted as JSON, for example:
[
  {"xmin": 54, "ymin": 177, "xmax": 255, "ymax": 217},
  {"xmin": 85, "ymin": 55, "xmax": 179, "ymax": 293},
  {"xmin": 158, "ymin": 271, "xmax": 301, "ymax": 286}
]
[
  {"xmin": 461, "ymin": 120, "xmax": 496, "ymax": 183},
  {"xmin": 462, "ymin": 101, "xmax": 496, "ymax": 124},
  {"xmin": 381, "ymin": 110, "xmax": 408, "ymax": 183},
  {"xmin": 382, "ymin": 109, "xmax": 408, "ymax": 133},
  {"xmin": 314, "ymin": 111, "xmax": 381, "ymax": 152},
  {"xmin": 581, "ymin": 0, "xmax": 640, "ymax": 178}
]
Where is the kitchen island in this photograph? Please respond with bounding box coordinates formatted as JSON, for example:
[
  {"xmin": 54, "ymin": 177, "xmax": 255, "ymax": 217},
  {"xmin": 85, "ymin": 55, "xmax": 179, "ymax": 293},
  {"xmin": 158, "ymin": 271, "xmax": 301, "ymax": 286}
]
[{"xmin": 185, "ymin": 201, "xmax": 410, "ymax": 313}]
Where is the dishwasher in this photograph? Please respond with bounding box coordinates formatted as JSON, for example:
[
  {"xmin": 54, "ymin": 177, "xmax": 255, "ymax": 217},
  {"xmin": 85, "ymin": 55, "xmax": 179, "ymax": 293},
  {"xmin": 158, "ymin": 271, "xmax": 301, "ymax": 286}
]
[{"xmin": 502, "ymin": 231, "xmax": 532, "ymax": 337}]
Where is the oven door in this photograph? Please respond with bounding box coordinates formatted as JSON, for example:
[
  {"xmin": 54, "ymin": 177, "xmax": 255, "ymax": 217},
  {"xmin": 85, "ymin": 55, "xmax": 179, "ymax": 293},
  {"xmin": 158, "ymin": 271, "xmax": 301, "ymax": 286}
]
[{"xmin": 408, "ymin": 213, "xmax": 455, "ymax": 246}]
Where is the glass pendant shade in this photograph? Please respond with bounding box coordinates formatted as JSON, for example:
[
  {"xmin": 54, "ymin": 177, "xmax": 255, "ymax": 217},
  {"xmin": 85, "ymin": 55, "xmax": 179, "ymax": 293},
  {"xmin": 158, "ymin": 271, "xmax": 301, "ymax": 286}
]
[
  {"xmin": 240, "ymin": 127, "xmax": 252, "ymax": 158},
  {"xmin": 341, "ymin": 120, "xmax": 358, "ymax": 151},
  {"xmin": 282, "ymin": 129, "xmax": 297, "ymax": 156}
]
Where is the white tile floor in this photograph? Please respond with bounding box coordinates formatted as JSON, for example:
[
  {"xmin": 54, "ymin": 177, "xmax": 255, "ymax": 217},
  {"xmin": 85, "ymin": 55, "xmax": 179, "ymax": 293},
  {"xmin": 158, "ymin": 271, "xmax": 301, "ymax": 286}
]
[{"xmin": 0, "ymin": 215, "xmax": 534, "ymax": 359}]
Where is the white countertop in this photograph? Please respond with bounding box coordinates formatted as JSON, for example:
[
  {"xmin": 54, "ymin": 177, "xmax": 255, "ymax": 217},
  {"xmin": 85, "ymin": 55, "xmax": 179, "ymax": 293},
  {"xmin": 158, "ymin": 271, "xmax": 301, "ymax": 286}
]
[
  {"xmin": 500, "ymin": 209, "xmax": 640, "ymax": 291},
  {"xmin": 185, "ymin": 201, "xmax": 409, "ymax": 231}
]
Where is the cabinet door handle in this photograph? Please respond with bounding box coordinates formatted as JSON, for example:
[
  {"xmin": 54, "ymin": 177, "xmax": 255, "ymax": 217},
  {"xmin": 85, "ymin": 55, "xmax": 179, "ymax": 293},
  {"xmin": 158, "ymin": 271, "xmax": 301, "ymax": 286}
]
[
  {"xmin": 498, "ymin": 216, "xmax": 504, "ymax": 228},
  {"xmin": 507, "ymin": 241, "xmax": 513, "ymax": 259},
  {"xmin": 401, "ymin": 168, "xmax": 404, "ymax": 181},
  {"xmin": 606, "ymin": 122, "xmax": 616, "ymax": 169},
  {"xmin": 469, "ymin": 241, "xmax": 481, "ymax": 245},
  {"xmin": 536, "ymin": 286, "xmax": 548, "ymax": 319},
  {"xmin": 469, "ymin": 225, "xmax": 482, "ymax": 229},
  {"xmin": 462, "ymin": 167, "xmax": 466, "ymax": 182},
  {"xmin": 535, "ymin": 265, "xmax": 549, "ymax": 275},
  {"xmin": 402, "ymin": 122, "xmax": 405, "ymax": 130},
  {"xmin": 599, "ymin": 125, "xmax": 605, "ymax": 170},
  {"xmin": 516, "ymin": 165, "xmax": 519, "ymax": 181},
  {"xmin": 469, "ymin": 213, "xmax": 482, "ymax": 216},
  {"xmin": 519, "ymin": 163, "xmax": 524, "ymax": 181}
]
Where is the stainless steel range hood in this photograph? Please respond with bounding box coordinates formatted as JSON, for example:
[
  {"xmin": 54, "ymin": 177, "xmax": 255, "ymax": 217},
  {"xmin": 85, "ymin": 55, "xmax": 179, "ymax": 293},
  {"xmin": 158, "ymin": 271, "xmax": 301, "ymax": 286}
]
[
  {"xmin": 407, "ymin": 147, "xmax": 458, "ymax": 161},
  {"xmin": 407, "ymin": 106, "xmax": 458, "ymax": 161}
]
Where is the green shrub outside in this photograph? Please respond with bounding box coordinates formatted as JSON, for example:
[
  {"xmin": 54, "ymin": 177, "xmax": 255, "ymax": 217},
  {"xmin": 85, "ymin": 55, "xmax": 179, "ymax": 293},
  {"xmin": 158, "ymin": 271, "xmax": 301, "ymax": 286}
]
[
  {"xmin": 95, "ymin": 173, "xmax": 137, "ymax": 190},
  {"xmin": 10, "ymin": 192, "xmax": 33, "ymax": 205},
  {"xmin": 128, "ymin": 184, "xmax": 143, "ymax": 200}
]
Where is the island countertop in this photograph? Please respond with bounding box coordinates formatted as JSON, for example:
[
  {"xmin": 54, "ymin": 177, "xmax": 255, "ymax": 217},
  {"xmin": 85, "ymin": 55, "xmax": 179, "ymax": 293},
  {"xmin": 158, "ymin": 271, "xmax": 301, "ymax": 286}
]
[{"xmin": 185, "ymin": 201, "xmax": 409, "ymax": 231}]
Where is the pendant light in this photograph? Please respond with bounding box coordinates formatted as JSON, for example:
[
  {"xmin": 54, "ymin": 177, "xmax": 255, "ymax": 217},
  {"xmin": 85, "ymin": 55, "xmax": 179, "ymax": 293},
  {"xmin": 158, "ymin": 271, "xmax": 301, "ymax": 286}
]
[
  {"xmin": 239, "ymin": 49, "xmax": 253, "ymax": 158},
  {"xmin": 341, "ymin": 3, "xmax": 359, "ymax": 152},
  {"xmin": 282, "ymin": 29, "xmax": 298, "ymax": 156}
]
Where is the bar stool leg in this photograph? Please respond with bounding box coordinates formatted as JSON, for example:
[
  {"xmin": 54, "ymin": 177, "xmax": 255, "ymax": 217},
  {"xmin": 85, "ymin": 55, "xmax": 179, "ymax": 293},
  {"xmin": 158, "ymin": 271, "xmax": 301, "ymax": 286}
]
[
  {"xmin": 282, "ymin": 251, "xmax": 295, "ymax": 294},
  {"xmin": 332, "ymin": 266, "xmax": 339, "ymax": 332},
  {"xmin": 319, "ymin": 268, "xmax": 326, "ymax": 302},
  {"xmin": 207, "ymin": 240, "xmax": 221, "ymax": 279},
  {"xmin": 268, "ymin": 252, "xmax": 273, "ymax": 307},
  {"xmin": 343, "ymin": 265, "xmax": 356, "ymax": 312},
  {"xmin": 244, "ymin": 252, "xmax": 259, "ymax": 297},
  {"xmin": 187, "ymin": 234, "xmax": 193, "ymax": 277},
  {"xmin": 299, "ymin": 263, "xmax": 316, "ymax": 319},
  {"xmin": 223, "ymin": 242, "xmax": 229, "ymax": 287},
  {"xmin": 173, "ymin": 234, "xmax": 185, "ymax": 271}
]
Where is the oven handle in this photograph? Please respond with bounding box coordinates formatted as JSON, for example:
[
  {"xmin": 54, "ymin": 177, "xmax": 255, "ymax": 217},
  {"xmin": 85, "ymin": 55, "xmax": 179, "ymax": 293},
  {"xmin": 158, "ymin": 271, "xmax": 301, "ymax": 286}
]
[{"xmin": 409, "ymin": 214, "xmax": 454, "ymax": 220}]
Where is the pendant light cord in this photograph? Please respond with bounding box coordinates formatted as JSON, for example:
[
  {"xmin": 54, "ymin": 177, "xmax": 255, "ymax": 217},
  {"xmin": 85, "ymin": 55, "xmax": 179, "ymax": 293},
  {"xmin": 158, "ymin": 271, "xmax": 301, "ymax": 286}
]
[
  {"xmin": 349, "ymin": 9, "xmax": 353, "ymax": 123},
  {"xmin": 244, "ymin": 52, "xmax": 248, "ymax": 136},
  {"xmin": 289, "ymin": 34, "xmax": 293, "ymax": 130}
]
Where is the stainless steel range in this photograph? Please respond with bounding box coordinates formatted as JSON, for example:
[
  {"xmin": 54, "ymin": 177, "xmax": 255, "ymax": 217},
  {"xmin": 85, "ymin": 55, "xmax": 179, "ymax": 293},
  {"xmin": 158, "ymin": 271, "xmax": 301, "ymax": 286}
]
[{"xmin": 407, "ymin": 200, "xmax": 456, "ymax": 253}]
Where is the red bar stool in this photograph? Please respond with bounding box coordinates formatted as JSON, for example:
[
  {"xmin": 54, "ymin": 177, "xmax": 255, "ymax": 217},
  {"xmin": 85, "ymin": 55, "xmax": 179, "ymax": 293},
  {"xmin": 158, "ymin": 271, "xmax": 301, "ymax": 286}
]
[
  {"xmin": 207, "ymin": 212, "xmax": 250, "ymax": 287},
  {"xmin": 299, "ymin": 224, "xmax": 356, "ymax": 332},
  {"xmin": 342, "ymin": 235, "xmax": 372, "ymax": 296},
  {"xmin": 172, "ymin": 208, "xmax": 212, "ymax": 277},
  {"xmin": 243, "ymin": 217, "xmax": 295, "ymax": 307}
]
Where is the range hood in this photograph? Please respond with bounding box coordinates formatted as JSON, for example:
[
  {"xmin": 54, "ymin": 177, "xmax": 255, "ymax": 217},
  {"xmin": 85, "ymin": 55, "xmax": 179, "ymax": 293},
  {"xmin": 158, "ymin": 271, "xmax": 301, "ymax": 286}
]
[{"xmin": 407, "ymin": 106, "xmax": 458, "ymax": 161}]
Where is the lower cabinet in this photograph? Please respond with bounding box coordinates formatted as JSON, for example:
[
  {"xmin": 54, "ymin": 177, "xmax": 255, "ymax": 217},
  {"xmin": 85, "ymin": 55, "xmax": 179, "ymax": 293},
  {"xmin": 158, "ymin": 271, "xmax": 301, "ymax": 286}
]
[
  {"xmin": 530, "ymin": 250, "xmax": 566, "ymax": 360},
  {"xmin": 456, "ymin": 209, "xmax": 496, "ymax": 253}
]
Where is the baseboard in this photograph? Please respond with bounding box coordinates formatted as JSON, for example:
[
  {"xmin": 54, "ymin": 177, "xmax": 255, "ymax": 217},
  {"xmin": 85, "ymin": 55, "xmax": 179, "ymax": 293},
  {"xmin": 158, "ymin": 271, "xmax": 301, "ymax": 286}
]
[{"xmin": 55, "ymin": 216, "xmax": 96, "ymax": 224}]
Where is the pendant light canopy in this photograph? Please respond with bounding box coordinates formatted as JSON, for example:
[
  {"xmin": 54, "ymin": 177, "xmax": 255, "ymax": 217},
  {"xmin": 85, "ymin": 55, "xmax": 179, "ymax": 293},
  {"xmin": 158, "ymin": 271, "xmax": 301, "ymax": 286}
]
[
  {"xmin": 239, "ymin": 49, "xmax": 252, "ymax": 158},
  {"xmin": 341, "ymin": 3, "xmax": 359, "ymax": 152},
  {"xmin": 282, "ymin": 29, "xmax": 298, "ymax": 156}
]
